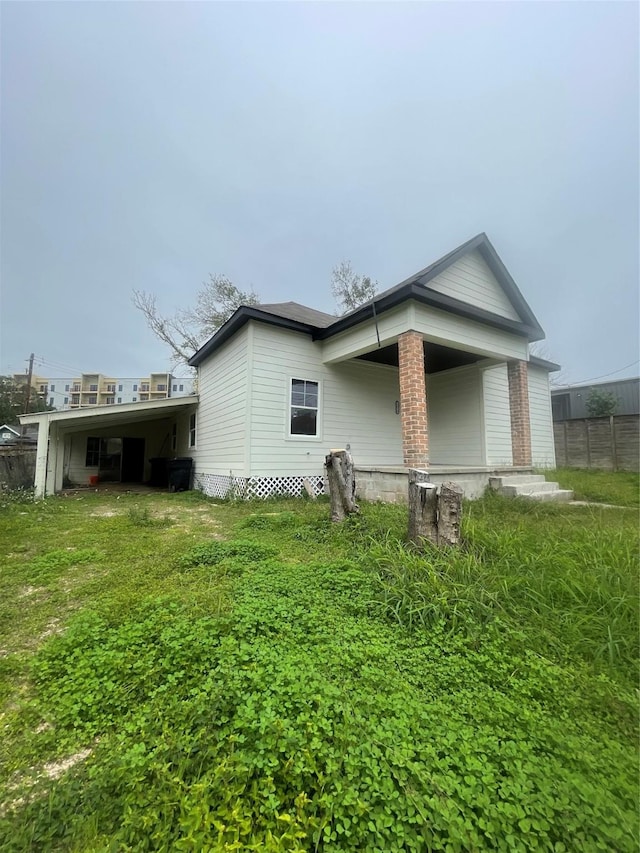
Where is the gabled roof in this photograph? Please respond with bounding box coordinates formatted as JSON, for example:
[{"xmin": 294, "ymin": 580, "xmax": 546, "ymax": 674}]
[
  {"xmin": 189, "ymin": 234, "xmax": 545, "ymax": 366},
  {"xmin": 256, "ymin": 302, "xmax": 335, "ymax": 328},
  {"xmin": 0, "ymin": 424, "xmax": 20, "ymax": 435},
  {"xmin": 361, "ymin": 233, "xmax": 539, "ymax": 328}
]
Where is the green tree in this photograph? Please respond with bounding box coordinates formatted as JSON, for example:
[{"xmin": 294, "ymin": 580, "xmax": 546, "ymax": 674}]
[
  {"xmin": 0, "ymin": 376, "xmax": 51, "ymax": 424},
  {"xmin": 585, "ymin": 387, "xmax": 618, "ymax": 417},
  {"xmin": 331, "ymin": 260, "xmax": 378, "ymax": 314}
]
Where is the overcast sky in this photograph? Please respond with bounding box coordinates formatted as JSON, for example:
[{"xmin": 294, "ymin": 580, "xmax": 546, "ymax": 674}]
[{"xmin": 1, "ymin": 1, "xmax": 638, "ymax": 385}]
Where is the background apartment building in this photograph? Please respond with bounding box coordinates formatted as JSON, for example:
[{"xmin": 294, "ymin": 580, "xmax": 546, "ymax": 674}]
[{"xmin": 12, "ymin": 372, "xmax": 195, "ymax": 410}]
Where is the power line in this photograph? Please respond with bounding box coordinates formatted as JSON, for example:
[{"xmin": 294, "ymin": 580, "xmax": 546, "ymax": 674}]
[
  {"xmin": 33, "ymin": 356, "xmax": 83, "ymax": 375},
  {"xmin": 557, "ymin": 359, "xmax": 639, "ymax": 387}
]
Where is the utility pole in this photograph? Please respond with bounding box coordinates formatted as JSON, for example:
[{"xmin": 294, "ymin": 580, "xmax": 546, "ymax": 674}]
[
  {"xmin": 23, "ymin": 352, "xmax": 35, "ymax": 414},
  {"xmin": 21, "ymin": 352, "xmax": 35, "ymax": 440}
]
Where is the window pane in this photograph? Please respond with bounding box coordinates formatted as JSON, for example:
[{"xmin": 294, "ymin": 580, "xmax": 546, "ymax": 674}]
[
  {"xmin": 291, "ymin": 408, "xmax": 317, "ymax": 436},
  {"xmin": 291, "ymin": 389, "xmax": 305, "ymax": 406},
  {"xmin": 305, "ymin": 389, "xmax": 318, "ymax": 407}
]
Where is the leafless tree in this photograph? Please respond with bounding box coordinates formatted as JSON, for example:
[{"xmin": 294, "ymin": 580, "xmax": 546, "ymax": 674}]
[
  {"xmin": 133, "ymin": 275, "xmax": 260, "ymax": 368},
  {"xmin": 528, "ymin": 341, "xmax": 568, "ymax": 387}
]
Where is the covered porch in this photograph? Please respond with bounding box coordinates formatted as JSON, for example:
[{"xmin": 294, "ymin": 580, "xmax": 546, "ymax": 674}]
[
  {"xmin": 321, "ymin": 305, "xmax": 536, "ymax": 472},
  {"xmin": 21, "ymin": 396, "xmax": 198, "ymax": 498}
]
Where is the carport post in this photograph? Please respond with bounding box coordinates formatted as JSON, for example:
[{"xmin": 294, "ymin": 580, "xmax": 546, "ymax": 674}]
[{"xmin": 33, "ymin": 415, "xmax": 50, "ymax": 499}]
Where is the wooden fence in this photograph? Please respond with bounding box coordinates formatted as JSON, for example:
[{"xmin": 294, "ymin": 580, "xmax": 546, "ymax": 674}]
[
  {"xmin": 553, "ymin": 415, "xmax": 639, "ymax": 472},
  {"xmin": 0, "ymin": 447, "xmax": 37, "ymax": 491}
]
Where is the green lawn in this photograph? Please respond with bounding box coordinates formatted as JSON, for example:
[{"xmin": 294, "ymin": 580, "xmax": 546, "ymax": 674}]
[
  {"xmin": 0, "ymin": 480, "xmax": 638, "ymax": 852},
  {"xmin": 545, "ymin": 468, "xmax": 639, "ymax": 507}
]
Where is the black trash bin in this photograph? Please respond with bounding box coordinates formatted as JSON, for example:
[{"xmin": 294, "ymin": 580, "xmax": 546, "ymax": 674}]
[
  {"xmin": 148, "ymin": 457, "xmax": 169, "ymax": 488},
  {"xmin": 167, "ymin": 457, "xmax": 193, "ymax": 492}
]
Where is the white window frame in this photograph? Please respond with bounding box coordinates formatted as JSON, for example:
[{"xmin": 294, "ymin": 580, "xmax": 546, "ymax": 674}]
[
  {"xmin": 287, "ymin": 377, "xmax": 321, "ymax": 440},
  {"xmin": 189, "ymin": 413, "xmax": 197, "ymax": 448}
]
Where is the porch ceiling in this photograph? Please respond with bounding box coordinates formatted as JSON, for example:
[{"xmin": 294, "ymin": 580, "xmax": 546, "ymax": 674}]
[{"xmin": 357, "ymin": 342, "xmax": 483, "ymax": 374}]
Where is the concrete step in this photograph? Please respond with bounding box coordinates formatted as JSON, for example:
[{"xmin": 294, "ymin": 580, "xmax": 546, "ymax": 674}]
[
  {"xmin": 522, "ymin": 489, "xmax": 574, "ymax": 503},
  {"xmin": 500, "ymin": 481, "xmax": 561, "ymax": 497},
  {"xmin": 489, "ymin": 474, "xmax": 546, "ymax": 489}
]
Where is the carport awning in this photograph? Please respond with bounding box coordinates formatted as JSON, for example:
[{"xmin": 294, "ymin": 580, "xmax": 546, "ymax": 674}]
[{"xmin": 20, "ymin": 396, "xmax": 198, "ymax": 433}]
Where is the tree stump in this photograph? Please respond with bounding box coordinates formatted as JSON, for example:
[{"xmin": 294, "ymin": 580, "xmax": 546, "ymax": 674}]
[
  {"xmin": 408, "ymin": 471, "xmax": 463, "ymax": 548},
  {"xmin": 436, "ymin": 481, "xmax": 463, "ymax": 547},
  {"xmin": 408, "ymin": 469, "xmax": 438, "ymax": 545},
  {"xmin": 325, "ymin": 449, "xmax": 359, "ymax": 522}
]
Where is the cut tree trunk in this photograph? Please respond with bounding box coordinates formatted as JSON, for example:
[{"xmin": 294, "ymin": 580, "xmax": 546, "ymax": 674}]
[
  {"xmin": 436, "ymin": 481, "xmax": 463, "ymax": 546},
  {"xmin": 408, "ymin": 471, "xmax": 463, "ymax": 548},
  {"xmin": 408, "ymin": 469, "xmax": 438, "ymax": 545},
  {"xmin": 325, "ymin": 450, "xmax": 359, "ymax": 522}
]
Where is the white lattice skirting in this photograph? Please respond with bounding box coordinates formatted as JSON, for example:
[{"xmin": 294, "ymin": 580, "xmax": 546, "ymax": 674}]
[{"xmin": 194, "ymin": 472, "xmax": 325, "ymax": 500}]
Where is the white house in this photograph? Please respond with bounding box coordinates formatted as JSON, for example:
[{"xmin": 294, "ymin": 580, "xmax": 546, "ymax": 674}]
[{"xmin": 22, "ymin": 234, "xmax": 558, "ymax": 500}]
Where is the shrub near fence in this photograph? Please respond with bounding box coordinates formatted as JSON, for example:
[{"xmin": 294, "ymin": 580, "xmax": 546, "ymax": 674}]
[
  {"xmin": 0, "ymin": 447, "xmax": 37, "ymax": 491},
  {"xmin": 554, "ymin": 415, "xmax": 639, "ymax": 472}
]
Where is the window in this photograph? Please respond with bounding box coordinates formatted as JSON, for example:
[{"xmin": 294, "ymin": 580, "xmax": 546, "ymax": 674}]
[
  {"xmin": 39, "ymin": 384, "xmax": 47, "ymax": 393},
  {"xmin": 86, "ymin": 437, "xmax": 100, "ymax": 466},
  {"xmin": 140, "ymin": 393, "xmax": 149, "ymax": 401},
  {"xmin": 88, "ymin": 395, "xmax": 97, "ymax": 405},
  {"xmin": 140, "ymin": 383, "xmax": 150, "ymax": 392},
  {"xmin": 49, "ymin": 397, "xmax": 54, "ymax": 407},
  {"xmin": 64, "ymin": 397, "xmax": 68, "ymax": 405},
  {"xmin": 171, "ymin": 423, "xmax": 177, "ymax": 452},
  {"xmin": 106, "ymin": 397, "xmax": 115, "ymax": 405},
  {"xmin": 173, "ymin": 384, "xmax": 177, "ymax": 392},
  {"xmin": 118, "ymin": 384, "xmax": 123, "ymax": 392},
  {"xmin": 179, "ymin": 384, "xmax": 184, "ymax": 392},
  {"xmin": 89, "ymin": 384, "xmax": 98, "ymax": 392},
  {"xmin": 157, "ymin": 384, "xmax": 166, "ymax": 392},
  {"xmin": 117, "ymin": 397, "xmax": 122, "ymax": 404},
  {"xmin": 72, "ymin": 384, "xmax": 80, "ymax": 392},
  {"xmin": 189, "ymin": 413, "xmax": 196, "ymax": 447},
  {"xmin": 132, "ymin": 396, "xmax": 137, "ymax": 402},
  {"xmin": 71, "ymin": 394, "xmax": 80, "ymax": 405},
  {"xmin": 65, "ymin": 384, "xmax": 70, "ymax": 392},
  {"xmin": 50, "ymin": 384, "xmax": 55, "ymax": 391},
  {"xmin": 289, "ymin": 378, "xmax": 319, "ymax": 436},
  {"xmin": 133, "ymin": 384, "xmax": 138, "ymax": 391},
  {"xmin": 106, "ymin": 384, "xmax": 116, "ymax": 393}
]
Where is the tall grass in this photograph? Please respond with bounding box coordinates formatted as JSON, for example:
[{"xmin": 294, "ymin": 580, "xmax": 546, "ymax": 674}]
[
  {"xmin": 546, "ymin": 467, "xmax": 639, "ymax": 507},
  {"xmin": 367, "ymin": 494, "xmax": 639, "ymax": 679}
]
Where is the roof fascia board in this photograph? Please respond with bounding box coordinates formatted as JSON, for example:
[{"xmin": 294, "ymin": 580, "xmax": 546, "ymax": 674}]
[
  {"xmin": 19, "ymin": 395, "xmax": 197, "ymax": 424},
  {"xmin": 528, "ymin": 355, "xmax": 561, "ymax": 372},
  {"xmin": 189, "ymin": 308, "xmax": 316, "ymax": 366},
  {"xmin": 316, "ymin": 284, "xmax": 542, "ymax": 342}
]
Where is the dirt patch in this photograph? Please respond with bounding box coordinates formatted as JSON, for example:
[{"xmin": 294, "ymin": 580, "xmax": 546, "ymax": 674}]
[
  {"xmin": 42, "ymin": 748, "xmax": 92, "ymax": 781},
  {"xmin": 38, "ymin": 618, "xmax": 64, "ymax": 641},
  {"xmin": 18, "ymin": 585, "xmax": 44, "ymax": 598},
  {"xmin": 1, "ymin": 748, "xmax": 93, "ymax": 816}
]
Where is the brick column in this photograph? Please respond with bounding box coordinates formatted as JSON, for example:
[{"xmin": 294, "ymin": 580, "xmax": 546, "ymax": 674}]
[
  {"xmin": 398, "ymin": 331, "xmax": 429, "ymax": 468},
  {"xmin": 507, "ymin": 360, "xmax": 532, "ymax": 466}
]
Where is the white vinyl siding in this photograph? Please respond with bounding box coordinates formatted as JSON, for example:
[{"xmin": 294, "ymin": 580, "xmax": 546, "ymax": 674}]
[
  {"xmin": 249, "ymin": 323, "xmax": 403, "ymax": 475},
  {"xmin": 427, "ymin": 251, "xmax": 521, "ymax": 321},
  {"xmin": 323, "ymin": 302, "xmax": 527, "ymax": 366},
  {"xmin": 321, "ymin": 305, "xmax": 413, "ymax": 363},
  {"xmin": 428, "ymin": 365, "xmax": 484, "ymax": 465},
  {"xmin": 412, "ymin": 303, "xmax": 528, "ymax": 361},
  {"xmin": 528, "ymin": 365, "xmax": 556, "ymax": 467},
  {"xmin": 482, "ymin": 364, "xmax": 513, "ymax": 466},
  {"xmin": 192, "ymin": 325, "xmax": 249, "ymax": 475}
]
